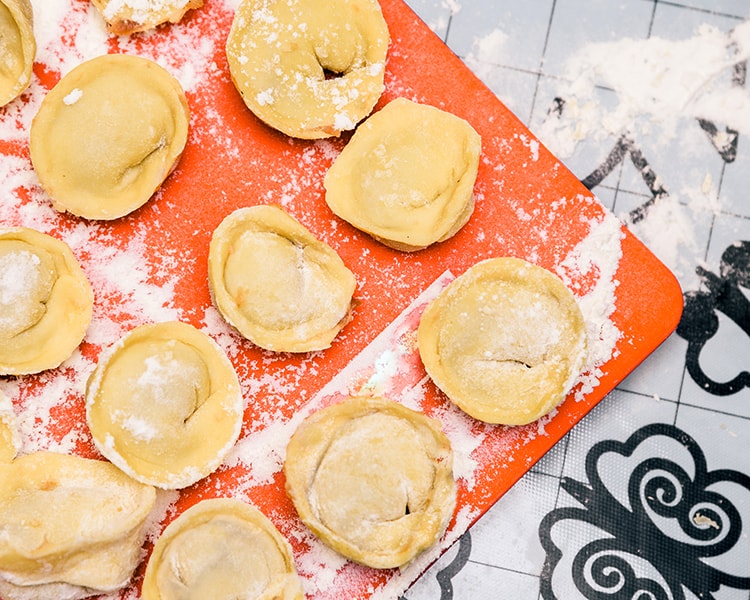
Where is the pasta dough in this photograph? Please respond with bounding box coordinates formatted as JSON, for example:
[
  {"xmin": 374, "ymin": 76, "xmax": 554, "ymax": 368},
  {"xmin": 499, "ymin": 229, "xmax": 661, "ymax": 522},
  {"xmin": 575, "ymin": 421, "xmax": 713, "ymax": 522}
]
[
  {"xmin": 284, "ymin": 396, "xmax": 456, "ymax": 569},
  {"xmin": 226, "ymin": 0, "xmax": 389, "ymax": 139},
  {"xmin": 142, "ymin": 498, "xmax": 304, "ymax": 599},
  {"xmin": 0, "ymin": 392, "xmax": 18, "ymax": 463},
  {"xmin": 85, "ymin": 321, "xmax": 244, "ymax": 489},
  {"xmin": 0, "ymin": 451, "xmax": 156, "ymax": 600},
  {"xmin": 0, "ymin": 227, "xmax": 93, "ymax": 376},
  {"xmin": 90, "ymin": 0, "xmax": 203, "ymax": 35},
  {"xmin": 0, "ymin": 0, "xmax": 35, "ymax": 107},
  {"xmin": 324, "ymin": 97, "xmax": 481, "ymax": 251},
  {"xmin": 208, "ymin": 204, "xmax": 357, "ymax": 353},
  {"xmin": 418, "ymin": 257, "xmax": 588, "ymax": 425},
  {"xmin": 30, "ymin": 53, "xmax": 189, "ymax": 220}
]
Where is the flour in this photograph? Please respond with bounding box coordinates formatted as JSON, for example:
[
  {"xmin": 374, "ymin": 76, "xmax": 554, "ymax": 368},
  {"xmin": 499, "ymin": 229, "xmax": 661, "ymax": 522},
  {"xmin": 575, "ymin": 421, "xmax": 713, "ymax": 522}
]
[{"xmin": 531, "ymin": 20, "xmax": 750, "ymax": 285}]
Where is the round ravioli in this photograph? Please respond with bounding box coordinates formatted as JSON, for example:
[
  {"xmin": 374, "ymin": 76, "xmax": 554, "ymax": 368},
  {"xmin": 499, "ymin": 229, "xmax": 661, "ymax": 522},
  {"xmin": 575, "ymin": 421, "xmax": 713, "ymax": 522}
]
[
  {"xmin": 0, "ymin": 451, "xmax": 156, "ymax": 600},
  {"xmin": 284, "ymin": 396, "xmax": 456, "ymax": 569},
  {"xmin": 85, "ymin": 321, "xmax": 244, "ymax": 489},
  {"xmin": 0, "ymin": 227, "xmax": 93, "ymax": 376},
  {"xmin": 91, "ymin": 0, "xmax": 203, "ymax": 35},
  {"xmin": 208, "ymin": 204, "xmax": 357, "ymax": 353},
  {"xmin": 324, "ymin": 97, "xmax": 481, "ymax": 251},
  {"xmin": 226, "ymin": 0, "xmax": 389, "ymax": 139},
  {"xmin": 418, "ymin": 257, "xmax": 588, "ymax": 425},
  {"xmin": 0, "ymin": 0, "xmax": 35, "ymax": 107},
  {"xmin": 30, "ymin": 53, "xmax": 189, "ymax": 220},
  {"xmin": 143, "ymin": 498, "xmax": 304, "ymax": 600}
]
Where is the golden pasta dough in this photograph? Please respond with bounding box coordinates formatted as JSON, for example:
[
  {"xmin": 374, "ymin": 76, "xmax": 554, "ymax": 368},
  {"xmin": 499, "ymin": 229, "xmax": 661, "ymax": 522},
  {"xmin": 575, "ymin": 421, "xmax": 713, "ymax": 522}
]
[
  {"xmin": 90, "ymin": 0, "xmax": 203, "ymax": 35},
  {"xmin": 142, "ymin": 498, "xmax": 304, "ymax": 600},
  {"xmin": 0, "ymin": 227, "xmax": 93, "ymax": 376},
  {"xmin": 324, "ymin": 97, "xmax": 481, "ymax": 251},
  {"xmin": 284, "ymin": 396, "xmax": 456, "ymax": 569},
  {"xmin": 30, "ymin": 53, "xmax": 189, "ymax": 220},
  {"xmin": 85, "ymin": 321, "xmax": 244, "ymax": 489},
  {"xmin": 0, "ymin": 392, "xmax": 18, "ymax": 463},
  {"xmin": 226, "ymin": 0, "xmax": 389, "ymax": 139},
  {"xmin": 418, "ymin": 257, "xmax": 588, "ymax": 425},
  {"xmin": 0, "ymin": 451, "xmax": 156, "ymax": 600},
  {"xmin": 0, "ymin": 0, "xmax": 35, "ymax": 107},
  {"xmin": 208, "ymin": 204, "xmax": 357, "ymax": 353}
]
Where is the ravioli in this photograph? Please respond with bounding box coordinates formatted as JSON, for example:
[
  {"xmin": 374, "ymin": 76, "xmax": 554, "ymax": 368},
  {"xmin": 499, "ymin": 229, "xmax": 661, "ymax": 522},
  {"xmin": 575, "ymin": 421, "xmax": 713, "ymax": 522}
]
[
  {"xmin": 30, "ymin": 53, "xmax": 189, "ymax": 220},
  {"xmin": 85, "ymin": 321, "xmax": 244, "ymax": 489},
  {"xmin": 208, "ymin": 204, "xmax": 357, "ymax": 353},
  {"xmin": 324, "ymin": 97, "xmax": 481, "ymax": 251},
  {"xmin": 142, "ymin": 498, "xmax": 304, "ymax": 599},
  {"xmin": 418, "ymin": 257, "xmax": 588, "ymax": 425},
  {"xmin": 284, "ymin": 395, "xmax": 456, "ymax": 569},
  {"xmin": 0, "ymin": 227, "xmax": 93, "ymax": 376}
]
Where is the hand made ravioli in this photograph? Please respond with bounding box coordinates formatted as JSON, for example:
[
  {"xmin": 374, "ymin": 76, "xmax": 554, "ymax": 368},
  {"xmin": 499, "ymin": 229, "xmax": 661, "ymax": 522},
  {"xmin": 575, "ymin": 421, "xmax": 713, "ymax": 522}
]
[
  {"xmin": 417, "ymin": 257, "xmax": 588, "ymax": 425},
  {"xmin": 284, "ymin": 395, "xmax": 456, "ymax": 569},
  {"xmin": 142, "ymin": 498, "xmax": 304, "ymax": 600},
  {"xmin": 0, "ymin": 451, "xmax": 156, "ymax": 600},
  {"xmin": 90, "ymin": 0, "xmax": 203, "ymax": 34},
  {"xmin": 85, "ymin": 321, "xmax": 244, "ymax": 489},
  {"xmin": 208, "ymin": 204, "xmax": 357, "ymax": 353},
  {"xmin": 0, "ymin": 0, "xmax": 35, "ymax": 107},
  {"xmin": 324, "ymin": 97, "xmax": 481, "ymax": 251},
  {"xmin": 226, "ymin": 0, "xmax": 389, "ymax": 139},
  {"xmin": 0, "ymin": 227, "xmax": 93, "ymax": 376},
  {"xmin": 30, "ymin": 53, "xmax": 189, "ymax": 220}
]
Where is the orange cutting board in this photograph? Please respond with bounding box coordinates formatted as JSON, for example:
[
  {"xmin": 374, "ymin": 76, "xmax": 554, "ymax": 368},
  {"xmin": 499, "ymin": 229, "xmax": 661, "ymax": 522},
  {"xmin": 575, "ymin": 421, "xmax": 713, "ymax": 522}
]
[{"xmin": 0, "ymin": 0, "xmax": 683, "ymax": 597}]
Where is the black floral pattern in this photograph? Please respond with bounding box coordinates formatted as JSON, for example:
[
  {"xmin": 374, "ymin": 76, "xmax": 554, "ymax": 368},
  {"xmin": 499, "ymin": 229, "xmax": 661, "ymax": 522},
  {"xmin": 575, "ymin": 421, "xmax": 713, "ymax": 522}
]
[
  {"xmin": 539, "ymin": 423, "xmax": 750, "ymax": 599},
  {"xmin": 677, "ymin": 241, "xmax": 750, "ymax": 395}
]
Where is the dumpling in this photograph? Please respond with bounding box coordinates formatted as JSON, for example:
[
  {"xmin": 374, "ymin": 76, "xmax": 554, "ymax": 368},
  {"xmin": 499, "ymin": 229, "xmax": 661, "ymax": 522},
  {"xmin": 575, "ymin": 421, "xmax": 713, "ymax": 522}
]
[
  {"xmin": 142, "ymin": 498, "xmax": 304, "ymax": 599},
  {"xmin": 90, "ymin": 0, "xmax": 203, "ymax": 35},
  {"xmin": 324, "ymin": 97, "xmax": 481, "ymax": 251},
  {"xmin": 225, "ymin": 0, "xmax": 389, "ymax": 139},
  {"xmin": 85, "ymin": 321, "xmax": 244, "ymax": 489},
  {"xmin": 284, "ymin": 395, "xmax": 456, "ymax": 569},
  {"xmin": 208, "ymin": 204, "xmax": 357, "ymax": 353},
  {"xmin": 0, "ymin": 227, "xmax": 93, "ymax": 376},
  {"xmin": 417, "ymin": 257, "xmax": 588, "ymax": 425},
  {"xmin": 0, "ymin": 451, "xmax": 156, "ymax": 600},
  {"xmin": 30, "ymin": 53, "xmax": 189, "ymax": 220},
  {"xmin": 0, "ymin": 0, "xmax": 35, "ymax": 106},
  {"xmin": 0, "ymin": 392, "xmax": 18, "ymax": 463}
]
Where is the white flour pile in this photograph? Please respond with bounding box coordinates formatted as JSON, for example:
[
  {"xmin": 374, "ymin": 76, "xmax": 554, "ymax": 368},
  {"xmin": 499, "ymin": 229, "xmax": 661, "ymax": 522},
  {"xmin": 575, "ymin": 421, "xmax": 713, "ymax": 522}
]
[{"xmin": 534, "ymin": 19, "xmax": 750, "ymax": 284}]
